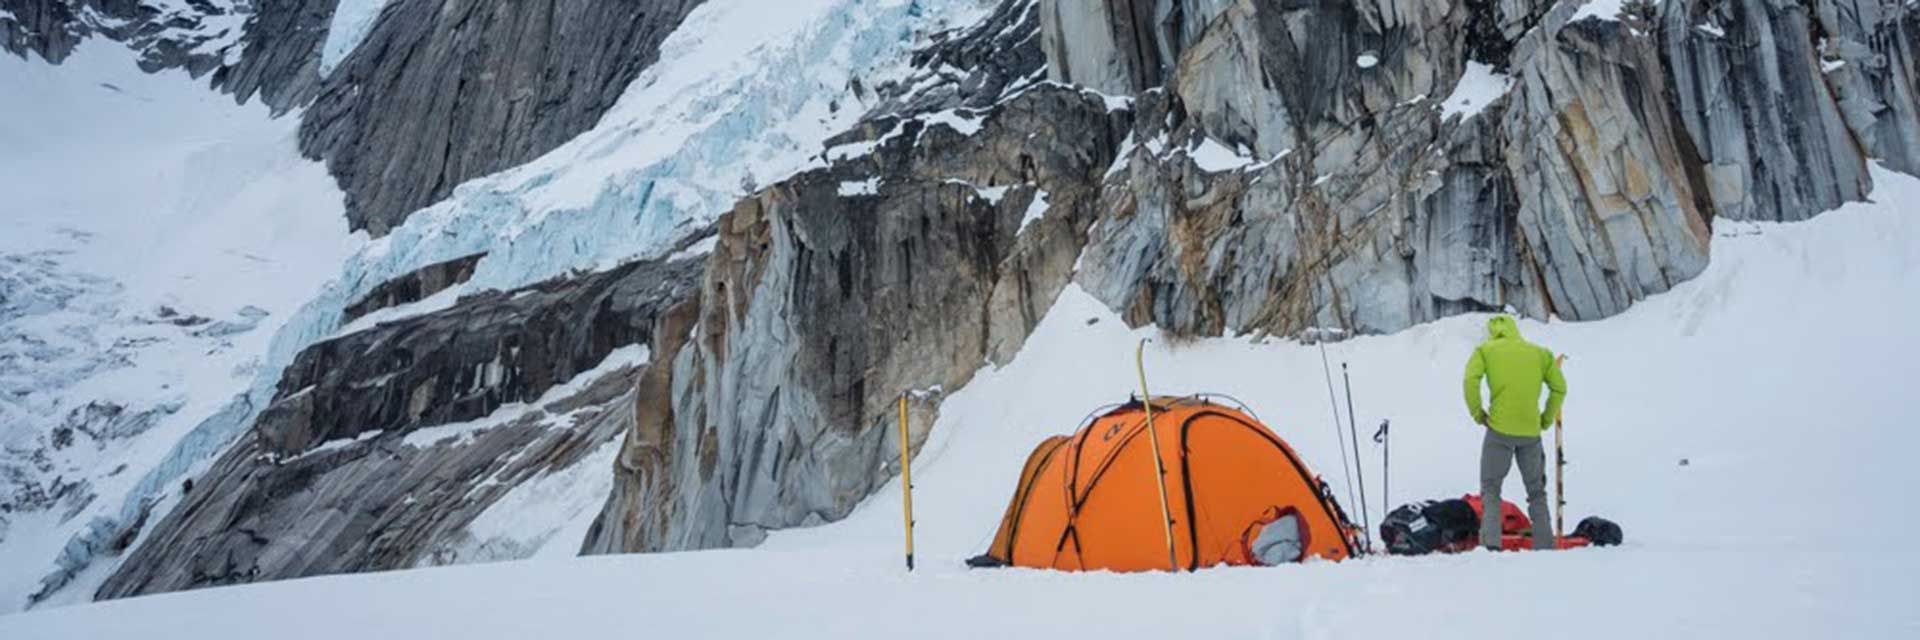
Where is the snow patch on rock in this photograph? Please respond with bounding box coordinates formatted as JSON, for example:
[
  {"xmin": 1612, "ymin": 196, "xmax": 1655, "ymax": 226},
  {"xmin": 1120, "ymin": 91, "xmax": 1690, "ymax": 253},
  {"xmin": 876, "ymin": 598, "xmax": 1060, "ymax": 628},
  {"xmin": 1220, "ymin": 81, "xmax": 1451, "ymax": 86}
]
[
  {"xmin": 1441, "ymin": 62, "xmax": 1515, "ymax": 120},
  {"xmin": 400, "ymin": 346, "xmax": 648, "ymax": 450},
  {"xmin": 319, "ymin": 0, "xmax": 392, "ymax": 77},
  {"xmin": 1571, "ymin": 0, "xmax": 1626, "ymax": 23},
  {"xmin": 1186, "ymin": 137, "xmax": 1256, "ymax": 172},
  {"xmin": 1016, "ymin": 190, "xmax": 1051, "ymax": 236},
  {"xmin": 839, "ymin": 178, "xmax": 882, "ymax": 197},
  {"xmin": 435, "ymin": 438, "xmax": 623, "ymax": 564}
]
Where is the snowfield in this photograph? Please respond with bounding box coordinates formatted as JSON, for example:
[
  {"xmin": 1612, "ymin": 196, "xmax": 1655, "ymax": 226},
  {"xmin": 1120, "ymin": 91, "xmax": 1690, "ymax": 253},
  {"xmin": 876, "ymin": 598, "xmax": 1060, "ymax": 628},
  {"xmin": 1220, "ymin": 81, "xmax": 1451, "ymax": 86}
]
[
  {"xmin": 0, "ymin": 42, "xmax": 357, "ymax": 611},
  {"xmin": 3, "ymin": 164, "xmax": 1915, "ymax": 636}
]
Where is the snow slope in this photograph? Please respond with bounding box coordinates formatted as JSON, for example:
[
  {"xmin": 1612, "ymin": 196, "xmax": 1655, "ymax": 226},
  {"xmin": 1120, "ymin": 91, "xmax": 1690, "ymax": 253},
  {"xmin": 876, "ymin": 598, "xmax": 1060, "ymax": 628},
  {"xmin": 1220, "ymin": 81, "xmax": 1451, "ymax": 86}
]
[
  {"xmin": 4, "ymin": 162, "xmax": 1915, "ymax": 637},
  {"xmin": 0, "ymin": 42, "xmax": 359, "ymax": 611},
  {"xmin": 771, "ymin": 165, "xmax": 1920, "ymax": 561},
  {"xmin": 5, "ymin": 0, "xmax": 1004, "ymax": 610}
]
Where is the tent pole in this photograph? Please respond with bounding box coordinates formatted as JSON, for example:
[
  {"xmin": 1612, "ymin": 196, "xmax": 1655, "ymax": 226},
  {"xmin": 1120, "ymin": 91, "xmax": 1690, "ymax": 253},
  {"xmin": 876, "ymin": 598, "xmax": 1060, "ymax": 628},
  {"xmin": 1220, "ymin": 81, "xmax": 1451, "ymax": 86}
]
[
  {"xmin": 1315, "ymin": 336, "xmax": 1360, "ymax": 534},
  {"xmin": 1341, "ymin": 363, "xmax": 1372, "ymax": 553},
  {"xmin": 898, "ymin": 393, "xmax": 915, "ymax": 571},
  {"xmin": 1135, "ymin": 338, "xmax": 1179, "ymax": 572}
]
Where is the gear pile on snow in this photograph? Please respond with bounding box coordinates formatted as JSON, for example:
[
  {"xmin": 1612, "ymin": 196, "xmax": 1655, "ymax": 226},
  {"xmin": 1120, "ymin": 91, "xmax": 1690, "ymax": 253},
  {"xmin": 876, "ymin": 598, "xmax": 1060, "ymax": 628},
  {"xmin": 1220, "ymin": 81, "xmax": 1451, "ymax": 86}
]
[{"xmin": 1378, "ymin": 494, "xmax": 1623, "ymax": 555}]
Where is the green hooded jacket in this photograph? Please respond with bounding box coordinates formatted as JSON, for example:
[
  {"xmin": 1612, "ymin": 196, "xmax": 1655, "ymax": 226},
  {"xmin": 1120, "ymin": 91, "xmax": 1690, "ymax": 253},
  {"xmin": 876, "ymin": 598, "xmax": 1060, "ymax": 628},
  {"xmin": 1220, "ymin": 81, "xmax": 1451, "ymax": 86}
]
[{"xmin": 1463, "ymin": 315, "xmax": 1567, "ymax": 437}]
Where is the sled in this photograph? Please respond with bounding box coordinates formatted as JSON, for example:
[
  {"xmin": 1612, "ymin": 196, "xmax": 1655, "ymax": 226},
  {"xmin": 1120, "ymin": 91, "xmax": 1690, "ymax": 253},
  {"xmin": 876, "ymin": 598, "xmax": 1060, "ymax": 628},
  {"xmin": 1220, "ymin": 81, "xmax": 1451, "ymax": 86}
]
[{"xmin": 1379, "ymin": 494, "xmax": 1623, "ymax": 556}]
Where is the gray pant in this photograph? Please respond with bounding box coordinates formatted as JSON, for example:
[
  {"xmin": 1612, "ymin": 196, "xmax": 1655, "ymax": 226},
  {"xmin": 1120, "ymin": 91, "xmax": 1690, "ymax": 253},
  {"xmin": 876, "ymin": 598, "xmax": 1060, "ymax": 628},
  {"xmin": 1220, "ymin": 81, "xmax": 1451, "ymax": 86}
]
[{"xmin": 1480, "ymin": 430, "xmax": 1554, "ymax": 550}]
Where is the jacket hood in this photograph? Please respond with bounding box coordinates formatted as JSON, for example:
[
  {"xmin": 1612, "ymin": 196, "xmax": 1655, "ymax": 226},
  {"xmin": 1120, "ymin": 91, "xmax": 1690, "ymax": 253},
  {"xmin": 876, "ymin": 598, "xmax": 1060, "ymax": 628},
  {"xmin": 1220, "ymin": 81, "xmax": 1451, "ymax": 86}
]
[{"xmin": 1486, "ymin": 315, "xmax": 1520, "ymax": 340}]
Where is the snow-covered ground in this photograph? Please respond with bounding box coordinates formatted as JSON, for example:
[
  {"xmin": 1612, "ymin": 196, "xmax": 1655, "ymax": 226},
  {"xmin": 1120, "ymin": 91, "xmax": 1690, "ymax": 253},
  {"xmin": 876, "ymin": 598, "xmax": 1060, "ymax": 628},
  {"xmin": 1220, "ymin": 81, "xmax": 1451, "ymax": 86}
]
[
  {"xmin": 0, "ymin": 42, "xmax": 358, "ymax": 611},
  {"xmin": 4, "ymin": 161, "xmax": 1914, "ymax": 637}
]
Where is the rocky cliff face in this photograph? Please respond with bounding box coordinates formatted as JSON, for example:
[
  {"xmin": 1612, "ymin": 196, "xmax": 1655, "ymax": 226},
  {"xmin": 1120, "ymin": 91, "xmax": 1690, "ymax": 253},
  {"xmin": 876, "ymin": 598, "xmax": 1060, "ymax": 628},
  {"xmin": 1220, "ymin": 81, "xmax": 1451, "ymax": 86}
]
[
  {"xmin": 15, "ymin": 0, "xmax": 1917, "ymax": 604},
  {"xmin": 583, "ymin": 1, "xmax": 1135, "ymax": 552},
  {"xmin": 95, "ymin": 241, "xmax": 706, "ymax": 597},
  {"xmin": 267, "ymin": 0, "xmax": 706, "ymax": 234},
  {"xmin": 1069, "ymin": 0, "xmax": 1919, "ymax": 334},
  {"xmin": 585, "ymin": 0, "xmax": 1920, "ymax": 554},
  {"xmin": 1, "ymin": 0, "xmax": 706, "ymax": 235}
]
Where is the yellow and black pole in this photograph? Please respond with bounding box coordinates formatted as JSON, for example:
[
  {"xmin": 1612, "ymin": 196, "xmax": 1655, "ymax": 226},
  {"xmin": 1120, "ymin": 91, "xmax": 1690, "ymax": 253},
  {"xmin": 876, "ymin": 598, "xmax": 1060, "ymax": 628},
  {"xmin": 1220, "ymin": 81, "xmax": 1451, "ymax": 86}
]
[
  {"xmin": 898, "ymin": 392, "xmax": 915, "ymax": 571},
  {"xmin": 1134, "ymin": 338, "xmax": 1179, "ymax": 572},
  {"xmin": 1553, "ymin": 354, "xmax": 1568, "ymax": 539}
]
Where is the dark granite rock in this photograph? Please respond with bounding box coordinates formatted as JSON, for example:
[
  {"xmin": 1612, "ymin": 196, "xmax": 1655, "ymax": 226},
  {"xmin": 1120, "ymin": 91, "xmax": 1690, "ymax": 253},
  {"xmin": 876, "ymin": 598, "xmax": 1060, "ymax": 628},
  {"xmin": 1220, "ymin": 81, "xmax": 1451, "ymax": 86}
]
[
  {"xmin": 278, "ymin": 0, "xmax": 707, "ymax": 234},
  {"xmin": 340, "ymin": 253, "xmax": 484, "ymax": 323},
  {"xmin": 95, "ymin": 354, "xmax": 647, "ymax": 598},
  {"xmin": 95, "ymin": 235, "xmax": 709, "ymax": 598}
]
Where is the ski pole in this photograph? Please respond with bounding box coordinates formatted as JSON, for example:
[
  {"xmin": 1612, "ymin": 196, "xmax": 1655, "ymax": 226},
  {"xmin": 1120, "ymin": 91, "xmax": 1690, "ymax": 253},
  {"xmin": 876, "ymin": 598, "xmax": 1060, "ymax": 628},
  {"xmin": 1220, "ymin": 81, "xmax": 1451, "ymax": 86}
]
[
  {"xmin": 1135, "ymin": 338, "xmax": 1179, "ymax": 572},
  {"xmin": 1342, "ymin": 362, "xmax": 1372, "ymax": 553},
  {"xmin": 898, "ymin": 392, "xmax": 915, "ymax": 571},
  {"xmin": 1372, "ymin": 419, "xmax": 1390, "ymax": 517},
  {"xmin": 1553, "ymin": 355, "xmax": 1568, "ymax": 539}
]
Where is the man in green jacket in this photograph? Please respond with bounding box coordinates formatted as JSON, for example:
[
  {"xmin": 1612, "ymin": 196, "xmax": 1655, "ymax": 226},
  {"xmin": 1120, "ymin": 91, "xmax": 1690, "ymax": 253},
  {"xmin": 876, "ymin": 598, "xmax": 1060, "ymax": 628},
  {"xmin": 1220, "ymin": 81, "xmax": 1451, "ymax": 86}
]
[{"xmin": 1463, "ymin": 315, "xmax": 1567, "ymax": 550}]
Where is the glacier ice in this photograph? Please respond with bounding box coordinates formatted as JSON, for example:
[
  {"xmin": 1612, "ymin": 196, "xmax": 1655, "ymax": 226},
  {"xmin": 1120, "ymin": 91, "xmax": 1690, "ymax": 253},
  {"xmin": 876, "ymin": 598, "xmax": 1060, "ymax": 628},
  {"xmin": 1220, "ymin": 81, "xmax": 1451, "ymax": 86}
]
[{"xmin": 329, "ymin": 0, "xmax": 999, "ymax": 314}]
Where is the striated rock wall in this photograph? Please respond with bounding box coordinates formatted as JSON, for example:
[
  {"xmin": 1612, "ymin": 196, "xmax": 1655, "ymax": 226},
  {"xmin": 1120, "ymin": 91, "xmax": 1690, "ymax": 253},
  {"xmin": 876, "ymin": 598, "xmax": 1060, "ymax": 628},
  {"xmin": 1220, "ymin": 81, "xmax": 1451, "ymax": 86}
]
[
  {"xmin": 1073, "ymin": 0, "xmax": 1919, "ymax": 335},
  {"xmin": 583, "ymin": 83, "xmax": 1132, "ymax": 552},
  {"xmin": 0, "ymin": 0, "xmax": 84, "ymax": 62},
  {"xmin": 96, "ymin": 246, "xmax": 706, "ymax": 597},
  {"xmin": 340, "ymin": 253, "xmax": 484, "ymax": 323},
  {"xmin": 583, "ymin": 0, "xmax": 1920, "ymax": 557},
  {"xmin": 275, "ymin": 0, "xmax": 706, "ymax": 234},
  {"xmin": 96, "ymin": 357, "xmax": 646, "ymax": 598}
]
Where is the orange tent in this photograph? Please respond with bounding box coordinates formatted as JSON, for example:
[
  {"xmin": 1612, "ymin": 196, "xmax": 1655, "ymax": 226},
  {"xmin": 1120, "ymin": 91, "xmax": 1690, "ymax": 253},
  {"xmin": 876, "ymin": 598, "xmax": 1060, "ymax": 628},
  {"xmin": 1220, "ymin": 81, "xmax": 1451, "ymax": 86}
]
[{"xmin": 970, "ymin": 396, "xmax": 1361, "ymax": 571}]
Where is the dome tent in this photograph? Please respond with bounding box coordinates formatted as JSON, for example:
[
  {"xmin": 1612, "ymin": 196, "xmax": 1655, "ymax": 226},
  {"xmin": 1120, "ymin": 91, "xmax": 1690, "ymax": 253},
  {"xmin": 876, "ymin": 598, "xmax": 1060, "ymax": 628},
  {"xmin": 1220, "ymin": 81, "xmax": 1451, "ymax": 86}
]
[{"xmin": 968, "ymin": 396, "xmax": 1362, "ymax": 571}]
